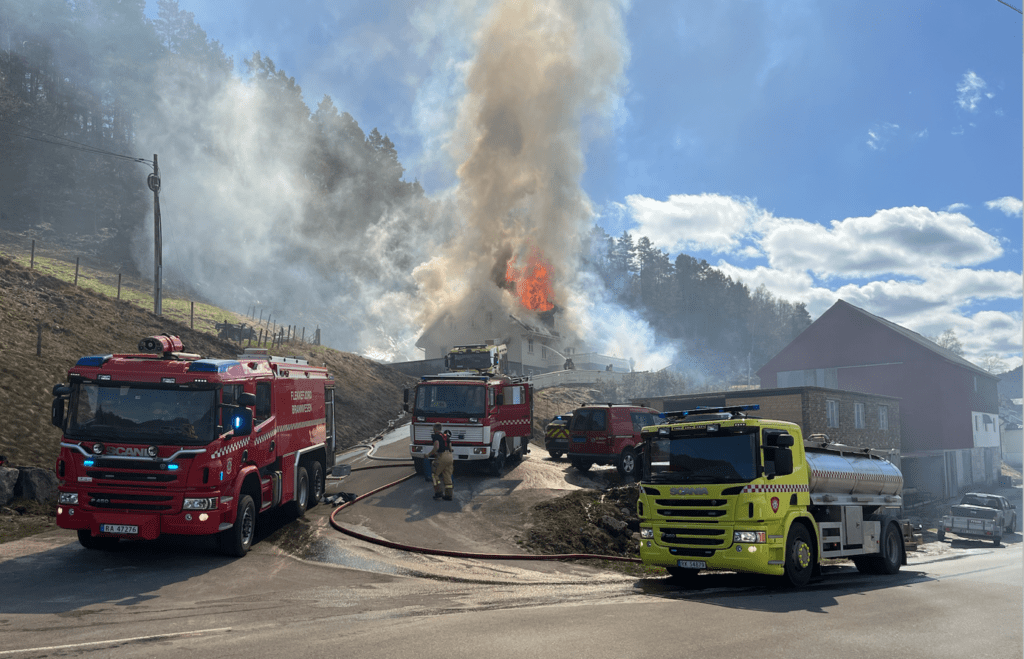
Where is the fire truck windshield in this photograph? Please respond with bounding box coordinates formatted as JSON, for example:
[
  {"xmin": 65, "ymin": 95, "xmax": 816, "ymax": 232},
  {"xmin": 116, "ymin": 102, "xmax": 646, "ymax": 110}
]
[
  {"xmin": 414, "ymin": 383, "xmax": 486, "ymax": 418},
  {"xmin": 448, "ymin": 352, "xmax": 492, "ymax": 372},
  {"xmin": 647, "ymin": 429, "xmax": 758, "ymax": 484},
  {"xmin": 67, "ymin": 383, "xmax": 218, "ymax": 445}
]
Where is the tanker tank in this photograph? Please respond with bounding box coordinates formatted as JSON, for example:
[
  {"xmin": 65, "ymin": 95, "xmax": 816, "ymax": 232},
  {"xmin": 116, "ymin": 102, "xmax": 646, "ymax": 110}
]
[{"xmin": 804, "ymin": 444, "xmax": 903, "ymax": 496}]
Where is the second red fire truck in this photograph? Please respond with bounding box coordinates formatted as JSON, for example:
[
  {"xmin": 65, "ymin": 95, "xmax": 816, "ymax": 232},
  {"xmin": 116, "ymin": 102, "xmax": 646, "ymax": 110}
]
[
  {"xmin": 405, "ymin": 368, "xmax": 533, "ymax": 476},
  {"xmin": 52, "ymin": 335, "xmax": 336, "ymax": 556}
]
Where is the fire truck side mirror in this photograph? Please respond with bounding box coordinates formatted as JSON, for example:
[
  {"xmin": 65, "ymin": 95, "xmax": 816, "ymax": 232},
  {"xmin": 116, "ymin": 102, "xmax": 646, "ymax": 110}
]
[
  {"xmin": 51, "ymin": 398, "xmax": 66, "ymax": 428},
  {"xmin": 231, "ymin": 408, "xmax": 254, "ymax": 436},
  {"xmin": 495, "ymin": 392, "xmax": 504, "ymax": 406},
  {"xmin": 51, "ymin": 384, "xmax": 70, "ymax": 428},
  {"xmin": 237, "ymin": 392, "xmax": 257, "ymax": 408},
  {"xmin": 774, "ymin": 448, "xmax": 794, "ymax": 476}
]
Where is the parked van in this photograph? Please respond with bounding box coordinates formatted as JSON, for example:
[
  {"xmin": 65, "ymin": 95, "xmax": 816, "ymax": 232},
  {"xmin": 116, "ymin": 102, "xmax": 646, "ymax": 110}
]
[
  {"xmin": 567, "ymin": 403, "xmax": 659, "ymax": 480},
  {"xmin": 543, "ymin": 414, "xmax": 573, "ymax": 459}
]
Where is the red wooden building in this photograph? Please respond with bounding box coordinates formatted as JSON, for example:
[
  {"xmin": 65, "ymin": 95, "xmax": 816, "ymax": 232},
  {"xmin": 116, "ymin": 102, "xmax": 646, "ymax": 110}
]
[{"xmin": 756, "ymin": 300, "xmax": 1000, "ymax": 498}]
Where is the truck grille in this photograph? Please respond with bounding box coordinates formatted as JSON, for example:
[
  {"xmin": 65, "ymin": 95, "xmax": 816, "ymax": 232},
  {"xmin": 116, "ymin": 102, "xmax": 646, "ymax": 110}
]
[
  {"xmin": 655, "ymin": 498, "xmax": 728, "ymax": 518},
  {"xmin": 87, "ymin": 491, "xmax": 176, "ymax": 511},
  {"xmin": 659, "ymin": 526, "xmax": 728, "ymax": 547},
  {"xmin": 86, "ymin": 469, "xmax": 178, "ymax": 483}
]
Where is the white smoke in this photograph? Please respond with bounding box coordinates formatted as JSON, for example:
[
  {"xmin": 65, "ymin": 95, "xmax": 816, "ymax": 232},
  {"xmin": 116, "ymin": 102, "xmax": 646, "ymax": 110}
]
[{"xmin": 132, "ymin": 0, "xmax": 675, "ymax": 370}]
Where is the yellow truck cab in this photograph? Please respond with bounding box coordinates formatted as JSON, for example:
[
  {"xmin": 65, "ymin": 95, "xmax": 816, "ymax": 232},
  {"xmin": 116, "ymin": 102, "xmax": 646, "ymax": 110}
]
[{"xmin": 637, "ymin": 405, "xmax": 906, "ymax": 587}]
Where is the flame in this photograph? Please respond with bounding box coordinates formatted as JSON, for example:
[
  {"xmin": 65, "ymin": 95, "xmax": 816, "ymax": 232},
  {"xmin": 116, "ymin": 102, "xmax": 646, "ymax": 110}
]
[{"xmin": 506, "ymin": 250, "xmax": 554, "ymax": 312}]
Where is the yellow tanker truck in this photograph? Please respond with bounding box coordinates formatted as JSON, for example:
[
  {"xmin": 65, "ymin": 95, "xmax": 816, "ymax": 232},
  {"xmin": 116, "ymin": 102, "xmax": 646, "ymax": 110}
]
[{"xmin": 637, "ymin": 405, "xmax": 907, "ymax": 587}]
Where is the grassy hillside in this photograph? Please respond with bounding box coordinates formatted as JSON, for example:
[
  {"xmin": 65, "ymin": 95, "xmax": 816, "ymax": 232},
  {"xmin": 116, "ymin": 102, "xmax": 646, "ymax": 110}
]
[{"xmin": 0, "ymin": 253, "xmax": 415, "ymax": 470}]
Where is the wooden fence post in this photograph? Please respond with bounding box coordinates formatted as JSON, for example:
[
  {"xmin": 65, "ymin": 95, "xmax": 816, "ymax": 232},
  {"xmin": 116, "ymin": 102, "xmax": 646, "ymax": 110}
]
[
  {"xmin": 190, "ymin": 301, "xmax": 194, "ymax": 329},
  {"xmin": 30, "ymin": 240, "xmax": 35, "ymax": 269},
  {"xmin": 301, "ymin": 327, "xmax": 305, "ymax": 343},
  {"xmin": 117, "ymin": 272, "xmax": 121, "ymax": 300},
  {"xmin": 36, "ymin": 323, "xmax": 42, "ymax": 357},
  {"xmin": 74, "ymin": 257, "xmax": 80, "ymax": 286}
]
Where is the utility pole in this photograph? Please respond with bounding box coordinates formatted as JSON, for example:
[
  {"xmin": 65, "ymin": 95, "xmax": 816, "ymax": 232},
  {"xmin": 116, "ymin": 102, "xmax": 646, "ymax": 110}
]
[{"xmin": 148, "ymin": 154, "xmax": 162, "ymax": 316}]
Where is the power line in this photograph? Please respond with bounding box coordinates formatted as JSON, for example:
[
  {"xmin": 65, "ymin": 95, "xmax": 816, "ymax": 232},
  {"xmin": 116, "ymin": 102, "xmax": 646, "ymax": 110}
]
[
  {"xmin": 997, "ymin": 0, "xmax": 1023, "ymax": 14},
  {"xmin": 0, "ymin": 117, "xmax": 152, "ymax": 165}
]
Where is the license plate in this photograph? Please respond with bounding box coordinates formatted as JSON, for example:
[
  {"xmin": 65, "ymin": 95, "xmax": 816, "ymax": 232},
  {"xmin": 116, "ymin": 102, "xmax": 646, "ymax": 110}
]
[
  {"xmin": 100, "ymin": 524, "xmax": 138, "ymax": 535},
  {"xmin": 677, "ymin": 560, "xmax": 706, "ymax": 570}
]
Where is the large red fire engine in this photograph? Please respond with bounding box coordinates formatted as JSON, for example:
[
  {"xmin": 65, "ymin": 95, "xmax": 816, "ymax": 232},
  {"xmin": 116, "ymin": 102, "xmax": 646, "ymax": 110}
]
[
  {"xmin": 51, "ymin": 335, "xmax": 336, "ymax": 556},
  {"xmin": 405, "ymin": 370, "xmax": 533, "ymax": 476}
]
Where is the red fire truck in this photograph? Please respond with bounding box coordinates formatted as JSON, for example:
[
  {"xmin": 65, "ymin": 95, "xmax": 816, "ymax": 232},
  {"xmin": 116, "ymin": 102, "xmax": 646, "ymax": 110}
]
[
  {"xmin": 405, "ymin": 372, "xmax": 532, "ymax": 476},
  {"xmin": 51, "ymin": 335, "xmax": 336, "ymax": 556}
]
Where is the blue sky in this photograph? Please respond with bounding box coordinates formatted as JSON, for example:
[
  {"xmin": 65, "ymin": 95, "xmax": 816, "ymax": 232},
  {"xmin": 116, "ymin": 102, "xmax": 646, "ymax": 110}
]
[{"xmin": 162, "ymin": 0, "xmax": 1022, "ymax": 369}]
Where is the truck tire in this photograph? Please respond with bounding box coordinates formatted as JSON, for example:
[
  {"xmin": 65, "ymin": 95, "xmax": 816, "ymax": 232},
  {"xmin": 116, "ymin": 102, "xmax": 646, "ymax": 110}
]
[
  {"xmin": 876, "ymin": 522, "xmax": 903, "ymax": 574},
  {"xmin": 413, "ymin": 457, "xmax": 425, "ymax": 475},
  {"xmin": 308, "ymin": 460, "xmax": 324, "ymax": 508},
  {"xmin": 77, "ymin": 529, "xmax": 119, "ymax": 551},
  {"xmin": 617, "ymin": 447, "xmax": 638, "ymax": 480},
  {"xmin": 992, "ymin": 535, "xmax": 1002, "ymax": 546},
  {"xmin": 220, "ymin": 494, "xmax": 256, "ymax": 557},
  {"xmin": 289, "ymin": 466, "xmax": 309, "ymax": 518},
  {"xmin": 1006, "ymin": 515, "xmax": 1016, "ymax": 534},
  {"xmin": 571, "ymin": 460, "xmax": 593, "ymax": 473},
  {"xmin": 489, "ymin": 445, "xmax": 506, "ymax": 477},
  {"xmin": 782, "ymin": 524, "xmax": 814, "ymax": 588},
  {"xmin": 548, "ymin": 450, "xmax": 563, "ymax": 459},
  {"xmin": 937, "ymin": 528, "xmax": 945, "ymax": 542}
]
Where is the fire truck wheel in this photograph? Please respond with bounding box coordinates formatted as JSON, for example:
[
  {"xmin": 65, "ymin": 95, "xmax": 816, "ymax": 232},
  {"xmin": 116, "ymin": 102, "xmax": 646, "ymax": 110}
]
[
  {"xmin": 876, "ymin": 522, "xmax": 904, "ymax": 574},
  {"xmin": 571, "ymin": 460, "xmax": 592, "ymax": 473},
  {"xmin": 220, "ymin": 495, "xmax": 256, "ymax": 557},
  {"xmin": 782, "ymin": 524, "xmax": 814, "ymax": 588},
  {"xmin": 489, "ymin": 445, "xmax": 506, "ymax": 476},
  {"xmin": 413, "ymin": 457, "xmax": 425, "ymax": 475},
  {"xmin": 548, "ymin": 451, "xmax": 563, "ymax": 459},
  {"xmin": 308, "ymin": 461, "xmax": 324, "ymax": 508},
  {"xmin": 289, "ymin": 467, "xmax": 310, "ymax": 518},
  {"xmin": 992, "ymin": 535, "xmax": 1002, "ymax": 546},
  {"xmin": 937, "ymin": 528, "xmax": 945, "ymax": 542},
  {"xmin": 77, "ymin": 529, "xmax": 119, "ymax": 551},
  {"xmin": 617, "ymin": 447, "xmax": 638, "ymax": 480}
]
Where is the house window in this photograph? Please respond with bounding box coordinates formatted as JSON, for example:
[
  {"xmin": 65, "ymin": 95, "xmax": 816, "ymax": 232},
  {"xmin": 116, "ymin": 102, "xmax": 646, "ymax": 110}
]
[
  {"xmin": 541, "ymin": 346, "xmax": 547, "ymax": 359},
  {"xmin": 486, "ymin": 312, "xmax": 493, "ymax": 325},
  {"xmin": 528, "ymin": 339, "xmax": 534, "ymax": 354},
  {"xmin": 878, "ymin": 405, "xmax": 888, "ymax": 431},
  {"xmin": 854, "ymin": 402, "xmax": 865, "ymax": 429},
  {"xmin": 826, "ymin": 399, "xmax": 839, "ymax": 428}
]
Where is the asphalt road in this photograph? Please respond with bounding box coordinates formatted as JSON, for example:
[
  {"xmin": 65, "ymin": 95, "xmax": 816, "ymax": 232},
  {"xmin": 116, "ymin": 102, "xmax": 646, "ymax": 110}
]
[{"xmin": 1, "ymin": 429, "xmax": 1020, "ymax": 658}]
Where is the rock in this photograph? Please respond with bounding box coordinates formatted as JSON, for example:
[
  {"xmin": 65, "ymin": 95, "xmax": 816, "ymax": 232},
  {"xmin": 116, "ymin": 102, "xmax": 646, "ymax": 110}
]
[
  {"xmin": 0, "ymin": 466, "xmax": 19, "ymax": 506},
  {"xmin": 600, "ymin": 514, "xmax": 628, "ymax": 534},
  {"xmin": 14, "ymin": 467, "xmax": 59, "ymax": 504}
]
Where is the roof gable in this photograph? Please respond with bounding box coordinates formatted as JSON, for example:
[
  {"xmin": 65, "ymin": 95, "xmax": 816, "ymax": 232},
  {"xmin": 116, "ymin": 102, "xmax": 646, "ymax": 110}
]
[{"xmin": 758, "ymin": 299, "xmax": 994, "ymax": 379}]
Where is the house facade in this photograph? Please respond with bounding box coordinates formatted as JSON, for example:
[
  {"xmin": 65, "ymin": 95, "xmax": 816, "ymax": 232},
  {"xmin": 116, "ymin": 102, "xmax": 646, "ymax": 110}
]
[
  {"xmin": 409, "ymin": 290, "xmax": 570, "ymax": 377},
  {"xmin": 638, "ymin": 387, "xmax": 902, "ymax": 463},
  {"xmin": 755, "ymin": 299, "xmax": 1001, "ymax": 498}
]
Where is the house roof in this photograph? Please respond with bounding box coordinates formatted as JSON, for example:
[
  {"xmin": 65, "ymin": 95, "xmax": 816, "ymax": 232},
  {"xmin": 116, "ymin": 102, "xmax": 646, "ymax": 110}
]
[{"xmin": 765, "ymin": 299, "xmax": 995, "ymax": 379}]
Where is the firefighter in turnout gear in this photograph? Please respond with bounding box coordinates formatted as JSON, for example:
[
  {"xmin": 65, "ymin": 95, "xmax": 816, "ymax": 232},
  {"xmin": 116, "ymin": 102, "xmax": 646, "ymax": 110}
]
[{"xmin": 429, "ymin": 423, "xmax": 454, "ymax": 500}]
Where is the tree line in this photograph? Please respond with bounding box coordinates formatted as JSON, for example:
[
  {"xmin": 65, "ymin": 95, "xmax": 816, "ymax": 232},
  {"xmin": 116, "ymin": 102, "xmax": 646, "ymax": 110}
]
[
  {"xmin": 584, "ymin": 226, "xmax": 813, "ymax": 382},
  {"xmin": 0, "ymin": 0, "xmax": 421, "ymax": 263}
]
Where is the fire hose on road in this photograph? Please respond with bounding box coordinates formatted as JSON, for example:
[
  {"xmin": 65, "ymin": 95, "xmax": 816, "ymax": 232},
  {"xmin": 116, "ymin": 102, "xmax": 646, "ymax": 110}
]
[{"xmin": 327, "ymin": 447, "xmax": 642, "ymax": 564}]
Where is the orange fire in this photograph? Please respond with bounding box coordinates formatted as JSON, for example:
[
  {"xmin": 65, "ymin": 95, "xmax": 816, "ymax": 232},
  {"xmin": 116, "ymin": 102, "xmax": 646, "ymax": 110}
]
[{"xmin": 506, "ymin": 250, "xmax": 554, "ymax": 312}]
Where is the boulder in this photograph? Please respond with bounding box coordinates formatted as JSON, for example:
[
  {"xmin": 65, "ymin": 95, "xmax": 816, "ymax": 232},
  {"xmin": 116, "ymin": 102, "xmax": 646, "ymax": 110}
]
[
  {"xmin": 14, "ymin": 467, "xmax": 59, "ymax": 504},
  {"xmin": 0, "ymin": 466, "xmax": 19, "ymax": 506}
]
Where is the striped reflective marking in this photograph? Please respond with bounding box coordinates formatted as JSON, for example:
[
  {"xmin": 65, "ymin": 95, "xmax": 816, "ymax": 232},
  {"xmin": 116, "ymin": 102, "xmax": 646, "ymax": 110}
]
[
  {"xmin": 740, "ymin": 483, "xmax": 809, "ymax": 493},
  {"xmin": 811, "ymin": 469, "xmax": 901, "ymax": 484}
]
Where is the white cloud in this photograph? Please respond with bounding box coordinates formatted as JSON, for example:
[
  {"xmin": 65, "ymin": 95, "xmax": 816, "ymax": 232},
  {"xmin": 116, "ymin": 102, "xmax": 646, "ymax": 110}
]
[
  {"xmin": 986, "ymin": 196, "xmax": 1023, "ymax": 217},
  {"xmin": 759, "ymin": 206, "xmax": 1002, "ymax": 278},
  {"xmin": 866, "ymin": 122, "xmax": 899, "ymax": 150},
  {"xmin": 944, "ymin": 202, "xmax": 968, "ymax": 212},
  {"xmin": 957, "ymin": 70, "xmax": 989, "ymax": 112},
  {"xmin": 624, "ymin": 193, "xmax": 761, "ymax": 254}
]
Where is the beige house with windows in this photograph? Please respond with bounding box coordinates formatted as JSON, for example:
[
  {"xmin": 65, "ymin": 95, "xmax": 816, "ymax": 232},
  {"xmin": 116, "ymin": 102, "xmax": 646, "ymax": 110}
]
[{"xmin": 637, "ymin": 386, "xmax": 902, "ymax": 462}]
